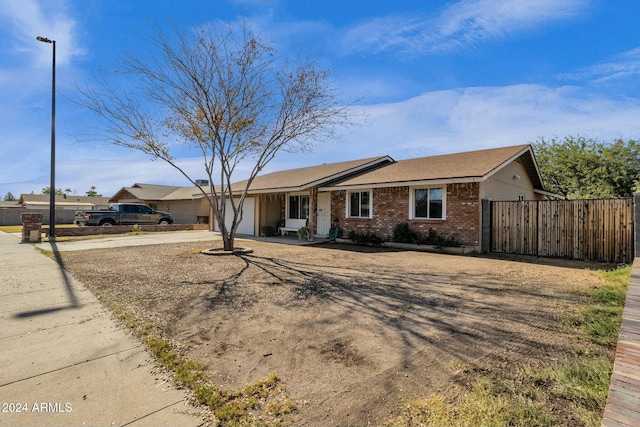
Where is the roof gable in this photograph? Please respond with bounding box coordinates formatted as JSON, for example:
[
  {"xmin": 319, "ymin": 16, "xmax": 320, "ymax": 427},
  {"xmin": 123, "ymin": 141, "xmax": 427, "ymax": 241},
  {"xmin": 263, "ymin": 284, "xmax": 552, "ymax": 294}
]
[{"xmin": 110, "ymin": 183, "xmax": 182, "ymax": 202}]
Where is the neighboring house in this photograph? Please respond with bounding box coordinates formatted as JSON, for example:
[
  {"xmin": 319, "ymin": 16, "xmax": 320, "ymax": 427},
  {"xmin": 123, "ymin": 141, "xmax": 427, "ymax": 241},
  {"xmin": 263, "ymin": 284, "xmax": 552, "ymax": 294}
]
[
  {"xmin": 160, "ymin": 186, "xmax": 211, "ymax": 224},
  {"xmin": 18, "ymin": 194, "xmax": 111, "ymax": 210},
  {"xmin": 0, "ymin": 201, "xmax": 21, "ymax": 209},
  {"xmin": 4, "ymin": 194, "xmax": 112, "ymax": 225},
  {"xmin": 109, "ymin": 182, "xmax": 210, "ymax": 224},
  {"xmin": 109, "ymin": 183, "xmax": 181, "ymax": 208}
]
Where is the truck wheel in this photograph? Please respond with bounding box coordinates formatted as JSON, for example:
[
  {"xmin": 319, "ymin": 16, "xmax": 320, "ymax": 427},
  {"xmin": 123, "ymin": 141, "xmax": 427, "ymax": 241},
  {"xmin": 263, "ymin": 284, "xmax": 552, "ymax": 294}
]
[
  {"xmin": 99, "ymin": 219, "xmax": 115, "ymax": 226},
  {"xmin": 159, "ymin": 219, "xmax": 170, "ymax": 225}
]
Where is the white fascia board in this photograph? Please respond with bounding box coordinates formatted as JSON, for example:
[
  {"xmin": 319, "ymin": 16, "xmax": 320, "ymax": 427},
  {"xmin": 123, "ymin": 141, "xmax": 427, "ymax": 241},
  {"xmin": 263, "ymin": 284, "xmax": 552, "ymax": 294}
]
[
  {"xmin": 319, "ymin": 176, "xmax": 484, "ymax": 192},
  {"xmin": 482, "ymin": 146, "xmax": 539, "ymax": 183},
  {"xmin": 299, "ymin": 156, "xmax": 395, "ymax": 190},
  {"xmin": 245, "ymin": 186, "xmax": 303, "ymax": 195},
  {"xmin": 26, "ymin": 201, "xmax": 97, "ymax": 207}
]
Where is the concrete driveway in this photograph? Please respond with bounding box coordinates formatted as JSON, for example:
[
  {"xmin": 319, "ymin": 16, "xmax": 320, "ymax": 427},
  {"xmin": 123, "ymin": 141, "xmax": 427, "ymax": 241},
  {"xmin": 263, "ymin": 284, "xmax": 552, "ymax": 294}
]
[{"xmin": 34, "ymin": 229, "xmax": 220, "ymax": 252}]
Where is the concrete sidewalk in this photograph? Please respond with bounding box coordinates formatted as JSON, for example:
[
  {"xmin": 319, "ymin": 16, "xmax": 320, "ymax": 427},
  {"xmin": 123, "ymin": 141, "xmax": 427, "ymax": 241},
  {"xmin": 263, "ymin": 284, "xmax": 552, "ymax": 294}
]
[{"xmin": 0, "ymin": 231, "xmax": 205, "ymax": 427}]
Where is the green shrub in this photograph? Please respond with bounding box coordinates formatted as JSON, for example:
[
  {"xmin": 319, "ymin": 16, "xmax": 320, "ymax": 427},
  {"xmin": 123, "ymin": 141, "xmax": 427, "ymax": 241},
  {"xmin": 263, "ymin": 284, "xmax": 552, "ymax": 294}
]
[
  {"xmin": 392, "ymin": 222, "xmax": 418, "ymax": 243},
  {"xmin": 391, "ymin": 223, "xmax": 461, "ymax": 247},
  {"xmin": 297, "ymin": 226, "xmax": 311, "ymax": 240},
  {"xmin": 261, "ymin": 225, "xmax": 276, "ymax": 237},
  {"xmin": 347, "ymin": 229, "xmax": 384, "ymax": 246},
  {"xmin": 418, "ymin": 229, "xmax": 461, "ymax": 247}
]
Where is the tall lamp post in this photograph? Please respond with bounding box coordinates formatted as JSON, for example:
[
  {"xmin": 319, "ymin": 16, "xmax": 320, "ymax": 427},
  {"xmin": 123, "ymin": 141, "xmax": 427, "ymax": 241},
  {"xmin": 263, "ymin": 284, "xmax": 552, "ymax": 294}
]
[{"xmin": 37, "ymin": 36, "xmax": 56, "ymax": 239}]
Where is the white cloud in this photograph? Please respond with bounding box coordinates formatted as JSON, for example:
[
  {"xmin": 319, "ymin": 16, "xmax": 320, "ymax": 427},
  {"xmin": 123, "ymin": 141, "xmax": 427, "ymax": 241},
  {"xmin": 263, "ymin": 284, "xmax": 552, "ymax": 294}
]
[
  {"xmin": 0, "ymin": 0, "xmax": 84, "ymax": 68},
  {"xmin": 291, "ymin": 84, "xmax": 640, "ymax": 163},
  {"xmin": 559, "ymin": 47, "xmax": 640, "ymax": 83},
  {"xmin": 3, "ymin": 83, "xmax": 639, "ymax": 199},
  {"xmin": 341, "ymin": 0, "xmax": 588, "ymax": 56}
]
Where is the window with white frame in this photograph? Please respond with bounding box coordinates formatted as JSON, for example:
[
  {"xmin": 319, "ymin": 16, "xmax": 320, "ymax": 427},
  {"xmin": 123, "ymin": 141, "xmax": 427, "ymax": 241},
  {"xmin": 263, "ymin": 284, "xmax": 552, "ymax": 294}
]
[
  {"xmin": 412, "ymin": 187, "xmax": 444, "ymax": 220},
  {"xmin": 288, "ymin": 194, "xmax": 309, "ymax": 219},
  {"xmin": 348, "ymin": 190, "xmax": 371, "ymax": 218}
]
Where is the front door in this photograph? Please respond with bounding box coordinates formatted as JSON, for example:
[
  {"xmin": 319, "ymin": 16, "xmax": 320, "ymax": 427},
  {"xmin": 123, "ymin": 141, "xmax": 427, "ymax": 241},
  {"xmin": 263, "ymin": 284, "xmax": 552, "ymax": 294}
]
[{"xmin": 317, "ymin": 192, "xmax": 331, "ymax": 235}]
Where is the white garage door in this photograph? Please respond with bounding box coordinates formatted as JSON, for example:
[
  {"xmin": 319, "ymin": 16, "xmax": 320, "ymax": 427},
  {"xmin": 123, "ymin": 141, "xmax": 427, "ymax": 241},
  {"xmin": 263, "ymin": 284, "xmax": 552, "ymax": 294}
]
[{"xmin": 223, "ymin": 197, "xmax": 255, "ymax": 235}]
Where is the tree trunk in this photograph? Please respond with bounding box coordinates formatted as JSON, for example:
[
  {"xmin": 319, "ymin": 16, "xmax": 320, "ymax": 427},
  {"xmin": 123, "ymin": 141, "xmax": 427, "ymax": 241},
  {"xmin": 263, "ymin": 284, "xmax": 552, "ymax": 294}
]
[{"xmin": 223, "ymin": 235, "xmax": 235, "ymax": 251}]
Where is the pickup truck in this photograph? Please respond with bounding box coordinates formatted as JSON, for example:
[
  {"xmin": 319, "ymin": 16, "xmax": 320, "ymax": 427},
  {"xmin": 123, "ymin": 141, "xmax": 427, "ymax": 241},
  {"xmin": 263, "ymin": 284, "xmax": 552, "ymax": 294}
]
[{"xmin": 75, "ymin": 203, "xmax": 173, "ymax": 226}]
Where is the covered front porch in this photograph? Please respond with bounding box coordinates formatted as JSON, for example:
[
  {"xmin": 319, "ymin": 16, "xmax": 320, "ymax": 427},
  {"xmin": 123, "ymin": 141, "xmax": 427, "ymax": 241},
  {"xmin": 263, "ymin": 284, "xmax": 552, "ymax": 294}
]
[{"xmin": 256, "ymin": 189, "xmax": 333, "ymax": 239}]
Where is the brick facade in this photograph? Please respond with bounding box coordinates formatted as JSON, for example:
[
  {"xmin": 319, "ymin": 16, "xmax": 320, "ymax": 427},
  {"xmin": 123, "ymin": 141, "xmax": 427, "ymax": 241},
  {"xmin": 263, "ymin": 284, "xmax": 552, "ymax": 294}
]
[{"xmin": 330, "ymin": 182, "xmax": 481, "ymax": 246}]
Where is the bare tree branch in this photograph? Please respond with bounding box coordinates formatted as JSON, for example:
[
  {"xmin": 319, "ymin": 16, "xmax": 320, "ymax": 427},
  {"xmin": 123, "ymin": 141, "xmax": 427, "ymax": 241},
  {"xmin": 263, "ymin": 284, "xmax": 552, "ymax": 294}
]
[{"xmin": 75, "ymin": 21, "xmax": 355, "ymax": 251}]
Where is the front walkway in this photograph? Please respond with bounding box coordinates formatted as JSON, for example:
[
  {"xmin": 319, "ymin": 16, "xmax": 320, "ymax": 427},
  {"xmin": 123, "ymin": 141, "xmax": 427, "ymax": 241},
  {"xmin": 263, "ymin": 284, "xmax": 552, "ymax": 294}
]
[
  {"xmin": 601, "ymin": 258, "xmax": 640, "ymax": 427},
  {"xmin": 246, "ymin": 233, "xmax": 329, "ymax": 246}
]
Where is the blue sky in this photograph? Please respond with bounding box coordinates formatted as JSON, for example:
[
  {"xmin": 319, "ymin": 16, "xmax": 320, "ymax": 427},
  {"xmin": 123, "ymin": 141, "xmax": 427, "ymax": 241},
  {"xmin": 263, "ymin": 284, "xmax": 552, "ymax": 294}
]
[{"xmin": 1, "ymin": 0, "xmax": 640, "ymax": 198}]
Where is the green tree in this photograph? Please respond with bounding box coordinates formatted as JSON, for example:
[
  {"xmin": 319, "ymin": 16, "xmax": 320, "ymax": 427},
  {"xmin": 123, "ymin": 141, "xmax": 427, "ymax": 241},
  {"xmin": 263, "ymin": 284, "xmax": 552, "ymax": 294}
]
[
  {"xmin": 41, "ymin": 187, "xmax": 64, "ymax": 195},
  {"xmin": 3, "ymin": 192, "xmax": 16, "ymax": 201},
  {"xmin": 77, "ymin": 22, "xmax": 353, "ymax": 251},
  {"xmin": 601, "ymin": 139, "xmax": 640, "ymax": 197},
  {"xmin": 533, "ymin": 136, "xmax": 640, "ymax": 199},
  {"xmin": 86, "ymin": 186, "xmax": 102, "ymax": 197}
]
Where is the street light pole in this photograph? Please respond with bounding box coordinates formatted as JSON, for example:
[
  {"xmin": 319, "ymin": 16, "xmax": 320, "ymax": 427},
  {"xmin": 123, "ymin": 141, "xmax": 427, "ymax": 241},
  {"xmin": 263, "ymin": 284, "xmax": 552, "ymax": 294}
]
[{"xmin": 37, "ymin": 36, "xmax": 56, "ymax": 240}]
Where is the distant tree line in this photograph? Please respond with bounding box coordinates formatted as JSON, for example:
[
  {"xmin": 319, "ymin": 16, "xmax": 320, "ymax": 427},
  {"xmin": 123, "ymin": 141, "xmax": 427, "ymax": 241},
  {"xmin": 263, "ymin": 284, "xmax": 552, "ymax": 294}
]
[
  {"xmin": 2, "ymin": 186, "xmax": 102, "ymax": 201},
  {"xmin": 533, "ymin": 136, "xmax": 640, "ymax": 199}
]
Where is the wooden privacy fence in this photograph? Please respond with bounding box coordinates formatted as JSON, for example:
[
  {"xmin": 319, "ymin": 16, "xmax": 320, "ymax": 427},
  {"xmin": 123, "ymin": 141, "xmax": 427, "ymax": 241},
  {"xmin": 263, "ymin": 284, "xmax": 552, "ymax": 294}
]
[{"xmin": 490, "ymin": 199, "xmax": 634, "ymax": 263}]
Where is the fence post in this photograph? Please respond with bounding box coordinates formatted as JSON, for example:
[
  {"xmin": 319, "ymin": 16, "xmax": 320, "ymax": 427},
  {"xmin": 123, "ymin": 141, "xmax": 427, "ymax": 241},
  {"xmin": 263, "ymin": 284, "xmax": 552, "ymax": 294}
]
[
  {"xmin": 635, "ymin": 193, "xmax": 640, "ymax": 259},
  {"xmin": 481, "ymin": 199, "xmax": 491, "ymax": 253}
]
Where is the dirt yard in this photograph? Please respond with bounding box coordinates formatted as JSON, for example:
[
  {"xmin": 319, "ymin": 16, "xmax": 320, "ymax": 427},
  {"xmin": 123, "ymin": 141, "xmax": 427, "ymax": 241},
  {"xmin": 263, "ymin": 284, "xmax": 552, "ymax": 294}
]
[{"xmin": 59, "ymin": 240, "xmax": 609, "ymax": 426}]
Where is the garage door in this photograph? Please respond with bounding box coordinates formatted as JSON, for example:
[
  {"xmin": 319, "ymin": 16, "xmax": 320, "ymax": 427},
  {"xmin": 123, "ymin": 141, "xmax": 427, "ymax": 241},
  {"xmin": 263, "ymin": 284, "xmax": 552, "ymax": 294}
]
[{"xmin": 222, "ymin": 197, "xmax": 255, "ymax": 235}]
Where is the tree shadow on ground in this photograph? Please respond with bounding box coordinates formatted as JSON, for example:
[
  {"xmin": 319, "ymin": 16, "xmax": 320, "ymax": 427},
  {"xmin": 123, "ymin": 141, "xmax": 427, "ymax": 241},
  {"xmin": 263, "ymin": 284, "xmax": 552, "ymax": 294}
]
[{"xmin": 223, "ymin": 250, "xmax": 581, "ymax": 369}]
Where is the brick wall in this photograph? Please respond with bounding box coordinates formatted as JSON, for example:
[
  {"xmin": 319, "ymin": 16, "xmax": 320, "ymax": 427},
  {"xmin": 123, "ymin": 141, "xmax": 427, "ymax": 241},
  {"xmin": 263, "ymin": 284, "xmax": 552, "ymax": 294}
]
[
  {"xmin": 330, "ymin": 182, "xmax": 481, "ymax": 246},
  {"xmin": 21, "ymin": 213, "xmax": 43, "ymax": 242},
  {"xmin": 40, "ymin": 223, "xmax": 209, "ymax": 237}
]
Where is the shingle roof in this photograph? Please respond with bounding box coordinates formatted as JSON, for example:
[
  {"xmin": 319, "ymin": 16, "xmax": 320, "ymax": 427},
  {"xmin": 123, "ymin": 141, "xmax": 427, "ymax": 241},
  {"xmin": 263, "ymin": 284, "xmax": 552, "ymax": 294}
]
[
  {"xmin": 232, "ymin": 156, "xmax": 393, "ymax": 193},
  {"xmin": 110, "ymin": 183, "xmax": 182, "ymax": 202},
  {"xmin": 163, "ymin": 186, "xmax": 209, "ymax": 200},
  {"xmin": 19, "ymin": 194, "xmax": 111, "ymax": 205},
  {"xmin": 328, "ymin": 145, "xmax": 542, "ymax": 189},
  {"xmin": 109, "ymin": 145, "xmax": 543, "ymax": 201}
]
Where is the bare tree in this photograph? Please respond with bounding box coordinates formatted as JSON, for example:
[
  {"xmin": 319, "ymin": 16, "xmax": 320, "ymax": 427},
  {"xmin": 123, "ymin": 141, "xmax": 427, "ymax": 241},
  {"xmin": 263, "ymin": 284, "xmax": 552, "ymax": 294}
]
[{"xmin": 77, "ymin": 22, "xmax": 353, "ymax": 250}]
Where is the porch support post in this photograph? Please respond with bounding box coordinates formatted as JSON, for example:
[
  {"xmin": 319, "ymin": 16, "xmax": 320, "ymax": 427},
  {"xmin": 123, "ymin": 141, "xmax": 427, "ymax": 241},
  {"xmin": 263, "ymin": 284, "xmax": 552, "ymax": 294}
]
[{"xmin": 309, "ymin": 187, "xmax": 317, "ymax": 236}]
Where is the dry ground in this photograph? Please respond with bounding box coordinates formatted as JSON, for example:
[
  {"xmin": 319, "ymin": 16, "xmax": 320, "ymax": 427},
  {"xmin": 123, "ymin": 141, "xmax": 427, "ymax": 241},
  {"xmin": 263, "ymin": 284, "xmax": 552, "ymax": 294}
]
[{"xmin": 59, "ymin": 240, "xmax": 609, "ymax": 426}]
